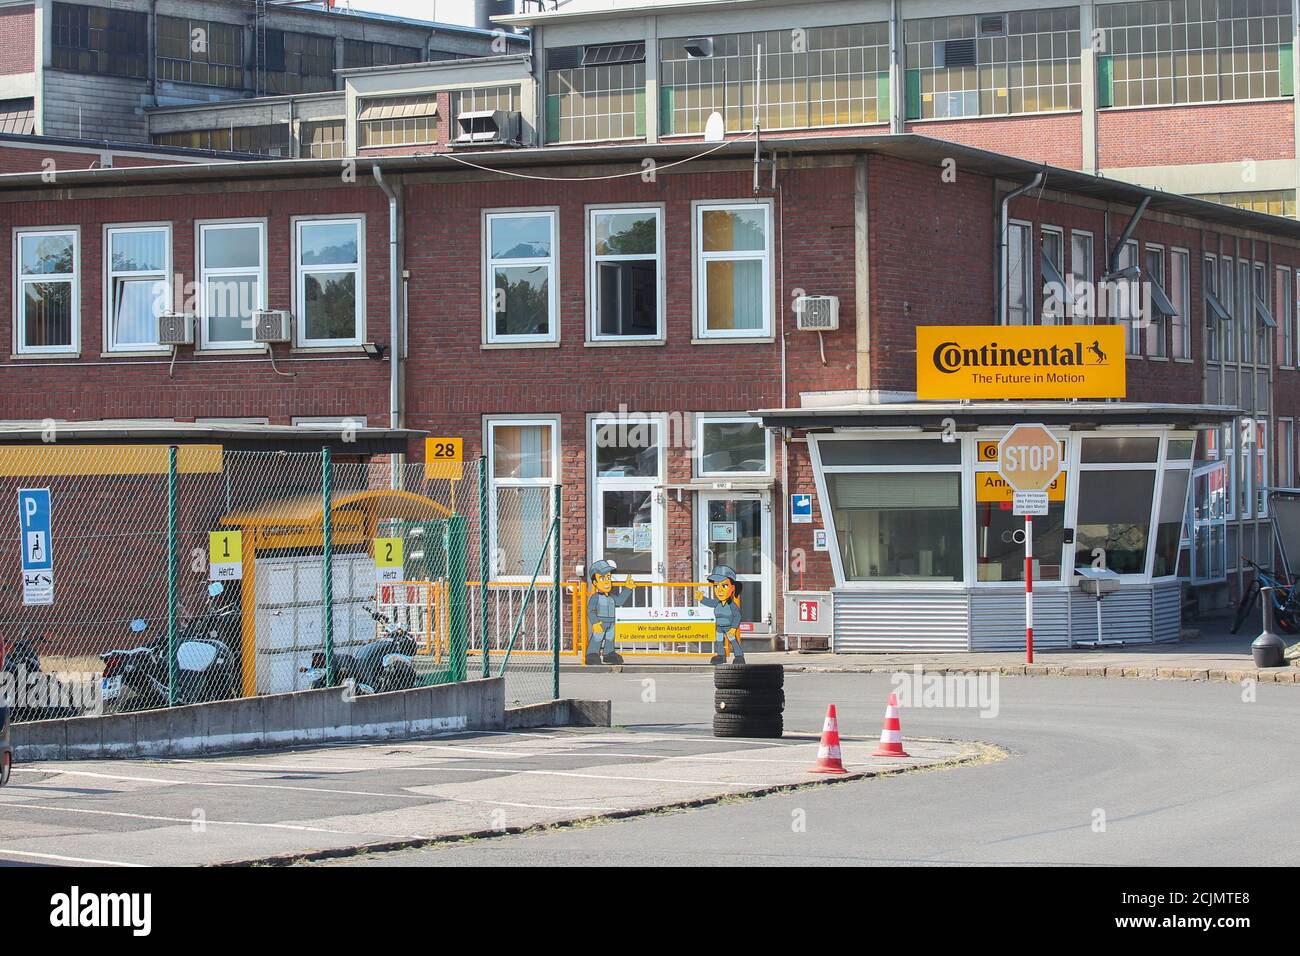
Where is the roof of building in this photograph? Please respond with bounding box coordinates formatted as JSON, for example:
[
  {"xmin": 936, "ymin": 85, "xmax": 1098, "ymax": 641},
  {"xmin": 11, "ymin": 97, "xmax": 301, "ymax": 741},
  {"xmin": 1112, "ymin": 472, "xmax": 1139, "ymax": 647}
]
[
  {"xmin": 0, "ymin": 131, "xmax": 1295, "ymax": 241},
  {"xmin": 0, "ymin": 421, "xmax": 422, "ymax": 454},
  {"xmin": 496, "ymin": 0, "xmax": 822, "ymax": 28},
  {"xmin": 0, "ymin": 131, "xmax": 270, "ymax": 163},
  {"xmin": 751, "ymin": 400, "xmax": 1241, "ymax": 430}
]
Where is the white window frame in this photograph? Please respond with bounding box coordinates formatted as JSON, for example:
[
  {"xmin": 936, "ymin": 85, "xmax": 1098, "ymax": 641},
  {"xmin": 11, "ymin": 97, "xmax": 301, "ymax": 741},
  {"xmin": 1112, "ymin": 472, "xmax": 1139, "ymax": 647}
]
[
  {"xmin": 1039, "ymin": 225, "xmax": 1065, "ymax": 325},
  {"xmin": 1118, "ymin": 239, "xmax": 1141, "ymax": 356},
  {"xmin": 485, "ymin": 415, "xmax": 560, "ymax": 581},
  {"xmin": 1005, "ymin": 218, "xmax": 1033, "ymax": 326},
  {"xmin": 292, "ymin": 415, "xmax": 368, "ymax": 428},
  {"xmin": 693, "ymin": 199, "xmax": 774, "ymax": 340},
  {"xmin": 13, "ymin": 226, "xmax": 80, "ymax": 356},
  {"xmin": 103, "ymin": 223, "xmax": 172, "ymax": 354},
  {"xmin": 1069, "ymin": 229, "xmax": 1094, "ymax": 324},
  {"xmin": 197, "ymin": 219, "xmax": 267, "ymax": 351},
  {"xmin": 1144, "ymin": 242, "xmax": 1167, "ymax": 358},
  {"xmin": 587, "ymin": 413, "xmax": 667, "ymax": 583},
  {"xmin": 292, "ymin": 215, "xmax": 365, "ymax": 348},
  {"xmin": 1277, "ymin": 265, "xmax": 1293, "ymax": 369},
  {"xmin": 694, "ymin": 414, "xmax": 772, "ymax": 478},
  {"xmin": 483, "ymin": 208, "xmax": 560, "ymax": 346},
  {"xmin": 1278, "ymin": 417, "xmax": 1295, "ymax": 489},
  {"xmin": 586, "ymin": 203, "xmax": 665, "ymax": 343}
]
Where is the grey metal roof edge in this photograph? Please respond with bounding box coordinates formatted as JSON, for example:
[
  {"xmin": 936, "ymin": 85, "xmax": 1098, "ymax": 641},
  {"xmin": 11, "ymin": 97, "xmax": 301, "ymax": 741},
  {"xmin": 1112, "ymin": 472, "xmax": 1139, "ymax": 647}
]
[
  {"xmin": 0, "ymin": 131, "xmax": 1296, "ymax": 239},
  {"xmin": 750, "ymin": 401, "xmax": 1242, "ymax": 428},
  {"xmin": 147, "ymin": 91, "xmax": 346, "ymax": 114},
  {"xmin": 495, "ymin": 0, "xmax": 781, "ymax": 28},
  {"xmin": 0, "ymin": 131, "xmax": 266, "ymax": 162},
  {"xmin": 0, "ymin": 423, "xmax": 427, "ymax": 443},
  {"xmin": 335, "ymin": 52, "xmax": 532, "ymax": 78}
]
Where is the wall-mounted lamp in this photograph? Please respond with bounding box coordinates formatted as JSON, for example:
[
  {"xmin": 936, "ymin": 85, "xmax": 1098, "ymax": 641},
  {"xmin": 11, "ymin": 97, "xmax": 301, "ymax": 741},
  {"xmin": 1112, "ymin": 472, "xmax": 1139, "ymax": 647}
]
[{"xmin": 362, "ymin": 342, "xmax": 386, "ymax": 360}]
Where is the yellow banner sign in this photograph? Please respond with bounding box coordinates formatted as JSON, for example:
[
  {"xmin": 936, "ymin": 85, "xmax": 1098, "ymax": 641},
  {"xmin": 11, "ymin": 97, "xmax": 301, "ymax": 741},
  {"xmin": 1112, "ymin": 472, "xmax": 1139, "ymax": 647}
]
[
  {"xmin": 976, "ymin": 471, "xmax": 1066, "ymax": 503},
  {"xmin": 917, "ymin": 325, "xmax": 1126, "ymax": 400},
  {"xmin": 615, "ymin": 620, "xmax": 715, "ymax": 642},
  {"xmin": 424, "ymin": 437, "xmax": 463, "ymax": 481}
]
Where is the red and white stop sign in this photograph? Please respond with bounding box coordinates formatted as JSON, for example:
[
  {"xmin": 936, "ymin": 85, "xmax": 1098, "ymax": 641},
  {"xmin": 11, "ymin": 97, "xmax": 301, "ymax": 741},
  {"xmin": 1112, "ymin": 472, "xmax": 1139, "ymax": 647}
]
[{"xmin": 997, "ymin": 423, "xmax": 1062, "ymax": 493}]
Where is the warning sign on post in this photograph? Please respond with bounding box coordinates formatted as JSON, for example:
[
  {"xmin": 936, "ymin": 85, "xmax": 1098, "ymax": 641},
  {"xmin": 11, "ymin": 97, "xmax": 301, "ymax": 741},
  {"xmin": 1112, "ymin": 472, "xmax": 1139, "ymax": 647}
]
[{"xmin": 209, "ymin": 530, "xmax": 243, "ymax": 581}]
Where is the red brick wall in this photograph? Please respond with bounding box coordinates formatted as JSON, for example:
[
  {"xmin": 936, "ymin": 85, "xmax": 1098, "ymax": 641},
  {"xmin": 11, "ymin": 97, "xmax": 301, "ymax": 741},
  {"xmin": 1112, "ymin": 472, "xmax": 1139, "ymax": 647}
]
[
  {"xmin": 0, "ymin": 5, "xmax": 34, "ymax": 76},
  {"xmin": 1098, "ymin": 100, "xmax": 1295, "ymax": 168},
  {"xmin": 906, "ymin": 113, "xmax": 1084, "ymax": 169},
  {"xmin": 0, "ymin": 182, "xmax": 392, "ymax": 422}
]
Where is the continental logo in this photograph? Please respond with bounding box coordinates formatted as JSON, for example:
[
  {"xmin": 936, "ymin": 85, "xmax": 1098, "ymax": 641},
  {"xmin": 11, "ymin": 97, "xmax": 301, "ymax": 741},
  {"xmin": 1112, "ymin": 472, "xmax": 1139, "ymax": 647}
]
[
  {"xmin": 916, "ymin": 325, "xmax": 1126, "ymax": 400},
  {"xmin": 931, "ymin": 339, "xmax": 1110, "ymax": 376}
]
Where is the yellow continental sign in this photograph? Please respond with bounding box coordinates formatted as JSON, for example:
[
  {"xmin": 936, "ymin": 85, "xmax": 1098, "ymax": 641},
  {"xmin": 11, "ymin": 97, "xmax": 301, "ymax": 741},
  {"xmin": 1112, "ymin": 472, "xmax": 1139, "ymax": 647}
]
[
  {"xmin": 976, "ymin": 471, "xmax": 1066, "ymax": 503},
  {"xmin": 424, "ymin": 437, "xmax": 463, "ymax": 481},
  {"xmin": 917, "ymin": 325, "xmax": 1126, "ymax": 400}
]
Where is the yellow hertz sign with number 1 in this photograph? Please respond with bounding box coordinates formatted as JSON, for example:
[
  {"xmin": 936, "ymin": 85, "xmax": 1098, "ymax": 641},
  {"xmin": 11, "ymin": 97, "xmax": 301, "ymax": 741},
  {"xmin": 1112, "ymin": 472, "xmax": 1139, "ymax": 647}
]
[
  {"xmin": 209, "ymin": 530, "xmax": 243, "ymax": 581},
  {"xmin": 425, "ymin": 437, "xmax": 464, "ymax": 481}
]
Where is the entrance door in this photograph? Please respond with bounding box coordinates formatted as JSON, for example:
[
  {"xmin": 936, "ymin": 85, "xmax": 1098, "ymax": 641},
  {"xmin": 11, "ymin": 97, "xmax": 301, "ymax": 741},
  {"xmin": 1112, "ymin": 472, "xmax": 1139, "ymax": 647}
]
[
  {"xmin": 697, "ymin": 492, "xmax": 772, "ymax": 633},
  {"xmin": 590, "ymin": 417, "xmax": 665, "ymax": 590},
  {"xmin": 1190, "ymin": 461, "xmax": 1228, "ymax": 584}
]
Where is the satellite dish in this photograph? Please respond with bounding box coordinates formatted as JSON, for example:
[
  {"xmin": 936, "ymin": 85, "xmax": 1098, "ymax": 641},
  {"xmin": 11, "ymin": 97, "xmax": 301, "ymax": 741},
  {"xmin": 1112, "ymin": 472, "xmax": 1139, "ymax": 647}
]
[{"xmin": 703, "ymin": 111, "xmax": 725, "ymax": 143}]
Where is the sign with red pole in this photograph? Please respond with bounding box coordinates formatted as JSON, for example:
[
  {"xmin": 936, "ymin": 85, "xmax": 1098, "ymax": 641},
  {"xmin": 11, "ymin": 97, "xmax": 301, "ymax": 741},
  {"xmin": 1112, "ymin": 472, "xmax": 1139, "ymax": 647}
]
[{"xmin": 996, "ymin": 424, "xmax": 1064, "ymax": 664}]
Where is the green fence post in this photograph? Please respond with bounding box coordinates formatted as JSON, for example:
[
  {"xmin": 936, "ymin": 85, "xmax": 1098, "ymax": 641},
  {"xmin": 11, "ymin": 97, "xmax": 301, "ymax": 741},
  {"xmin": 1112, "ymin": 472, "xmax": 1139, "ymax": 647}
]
[
  {"xmin": 551, "ymin": 484, "xmax": 561, "ymax": 702},
  {"xmin": 167, "ymin": 445, "xmax": 178, "ymax": 707},
  {"xmin": 447, "ymin": 514, "xmax": 468, "ymax": 683},
  {"xmin": 479, "ymin": 456, "xmax": 490, "ymax": 679},
  {"xmin": 322, "ymin": 446, "xmax": 335, "ymax": 686}
]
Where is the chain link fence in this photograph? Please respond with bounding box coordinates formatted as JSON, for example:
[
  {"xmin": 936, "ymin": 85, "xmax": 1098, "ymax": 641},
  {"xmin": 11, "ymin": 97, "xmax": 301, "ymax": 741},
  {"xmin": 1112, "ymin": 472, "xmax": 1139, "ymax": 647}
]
[{"xmin": 0, "ymin": 445, "xmax": 560, "ymax": 721}]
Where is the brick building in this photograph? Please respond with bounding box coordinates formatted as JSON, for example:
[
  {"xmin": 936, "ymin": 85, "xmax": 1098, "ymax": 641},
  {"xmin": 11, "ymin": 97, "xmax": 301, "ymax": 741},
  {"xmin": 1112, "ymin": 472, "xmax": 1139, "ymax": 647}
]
[{"xmin": 1, "ymin": 130, "xmax": 1297, "ymax": 650}]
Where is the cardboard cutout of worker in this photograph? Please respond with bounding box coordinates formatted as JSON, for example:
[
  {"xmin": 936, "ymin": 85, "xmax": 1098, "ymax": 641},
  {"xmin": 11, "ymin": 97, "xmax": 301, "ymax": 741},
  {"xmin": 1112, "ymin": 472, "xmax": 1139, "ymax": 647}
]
[
  {"xmin": 696, "ymin": 565, "xmax": 746, "ymax": 665},
  {"xmin": 586, "ymin": 559, "xmax": 634, "ymax": 665}
]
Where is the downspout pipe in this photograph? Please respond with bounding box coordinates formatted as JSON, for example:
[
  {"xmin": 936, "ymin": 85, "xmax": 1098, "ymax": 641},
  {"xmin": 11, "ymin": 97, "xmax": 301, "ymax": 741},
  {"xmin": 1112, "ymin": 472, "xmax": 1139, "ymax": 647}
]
[
  {"xmin": 372, "ymin": 165, "xmax": 401, "ymax": 432},
  {"xmin": 999, "ymin": 171, "xmax": 1044, "ymax": 325}
]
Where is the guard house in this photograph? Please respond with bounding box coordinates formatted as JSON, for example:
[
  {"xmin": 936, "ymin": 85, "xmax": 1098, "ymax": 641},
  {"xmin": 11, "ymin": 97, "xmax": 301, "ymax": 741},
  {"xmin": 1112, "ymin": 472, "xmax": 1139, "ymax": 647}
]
[{"xmin": 755, "ymin": 398, "xmax": 1237, "ymax": 652}]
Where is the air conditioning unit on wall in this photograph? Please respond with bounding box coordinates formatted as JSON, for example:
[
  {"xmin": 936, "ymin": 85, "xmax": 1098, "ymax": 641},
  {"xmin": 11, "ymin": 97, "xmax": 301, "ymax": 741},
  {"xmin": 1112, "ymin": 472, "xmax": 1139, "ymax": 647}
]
[
  {"xmin": 252, "ymin": 310, "xmax": 292, "ymax": 343},
  {"xmin": 795, "ymin": 295, "xmax": 840, "ymax": 332},
  {"xmin": 158, "ymin": 312, "xmax": 193, "ymax": 345}
]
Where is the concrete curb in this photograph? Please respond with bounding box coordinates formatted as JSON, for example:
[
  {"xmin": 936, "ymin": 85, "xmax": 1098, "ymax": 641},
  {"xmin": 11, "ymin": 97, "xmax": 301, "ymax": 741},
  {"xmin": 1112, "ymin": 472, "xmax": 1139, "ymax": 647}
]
[{"xmin": 564, "ymin": 662, "xmax": 1300, "ymax": 684}]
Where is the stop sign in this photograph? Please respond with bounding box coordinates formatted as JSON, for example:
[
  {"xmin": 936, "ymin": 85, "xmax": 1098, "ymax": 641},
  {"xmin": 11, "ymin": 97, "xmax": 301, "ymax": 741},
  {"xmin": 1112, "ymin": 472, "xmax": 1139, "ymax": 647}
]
[{"xmin": 997, "ymin": 423, "xmax": 1062, "ymax": 492}]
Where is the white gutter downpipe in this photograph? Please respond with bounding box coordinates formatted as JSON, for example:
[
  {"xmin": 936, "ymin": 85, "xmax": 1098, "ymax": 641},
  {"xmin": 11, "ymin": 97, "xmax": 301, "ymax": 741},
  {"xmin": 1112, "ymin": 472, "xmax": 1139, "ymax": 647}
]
[
  {"xmin": 999, "ymin": 171, "xmax": 1044, "ymax": 324},
  {"xmin": 372, "ymin": 165, "xmax": 401, "ymax": 431}
]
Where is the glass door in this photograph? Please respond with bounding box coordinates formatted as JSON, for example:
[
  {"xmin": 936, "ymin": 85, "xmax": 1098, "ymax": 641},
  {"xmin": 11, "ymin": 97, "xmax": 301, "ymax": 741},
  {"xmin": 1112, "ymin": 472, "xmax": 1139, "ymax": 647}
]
[
  {"xmin": 1191, "ymin": 461, "xmax": 1228, "ymax": 585},
  {"xmin": 591, "ymin": 417, "xmax": 664, "ymax": 592},
  {"xmin": 696, "ymin": 492, "xmax": 772, "ymax": 633}
]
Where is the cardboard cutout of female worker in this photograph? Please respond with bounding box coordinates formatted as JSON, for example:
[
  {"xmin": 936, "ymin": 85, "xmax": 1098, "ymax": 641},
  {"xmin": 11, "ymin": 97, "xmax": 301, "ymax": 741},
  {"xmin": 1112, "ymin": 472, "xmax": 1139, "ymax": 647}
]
[
  {"xmin": 586, "ymin": 559, "xmax": 633, "ymax": 665},
  {"xmin": 696, "ymin": 565, "xmax": 746, "ymax": 665}
]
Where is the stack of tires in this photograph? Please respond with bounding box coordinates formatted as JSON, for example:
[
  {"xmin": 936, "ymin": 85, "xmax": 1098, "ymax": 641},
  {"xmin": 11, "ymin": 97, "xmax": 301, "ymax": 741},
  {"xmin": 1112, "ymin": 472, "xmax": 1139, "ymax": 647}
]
[{"xmin": 712, "ymin": 664, "xmax": 785, "ymax": 738}]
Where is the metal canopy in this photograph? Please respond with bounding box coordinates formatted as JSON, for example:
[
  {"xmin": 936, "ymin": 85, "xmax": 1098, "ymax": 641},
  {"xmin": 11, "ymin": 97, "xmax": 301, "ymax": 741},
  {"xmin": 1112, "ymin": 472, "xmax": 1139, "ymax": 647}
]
[
  {"xmin": 750, "ymin": 401, "xmax": 1241, "ymax": 431},
  {"xmin": 0, "ymin": 421, "xmax": 423, "ymax": 454}
]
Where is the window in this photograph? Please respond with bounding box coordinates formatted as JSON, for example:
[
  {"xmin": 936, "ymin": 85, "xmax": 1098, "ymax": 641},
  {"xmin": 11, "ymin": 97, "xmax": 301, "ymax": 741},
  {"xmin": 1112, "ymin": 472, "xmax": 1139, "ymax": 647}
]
[
  {"xmin": 300, "ymin": 120, "xmax": 345, "ymax": 159},
  {"xmin": 1069, "ymin": 229, "xmax": 1094, "ymax": 323},
  {"xmin": 1279, "ymin": 418, "xmax": 1295, "ymax": 488},
  {"xmin": 975, "ymin": 434, "xmax": 1066, "ymax": 583},
  {"xmin": 1191, "ymin": 189, "xmax": 1298, "ymax": 217},
  {"xmin": 263, "ymin": 31, "xmax": 335, "ymax": 94},
  {"xmin": 548, "ymin": 54, "xmax": 645, "ymax": 143},
  {"xmin": 906, "ymin": 8, "xmax": 1081, "ymax": 120},
  {"xmin": 357, "ymin": 94, "xmax": 438, "ymax": 148},
  {"xmin": 1171, "ymin": 249, "xmax": 1191, "ymax": 359},
  {"xmin": 1204, "ymin": 253, "xmax": 1225, "ymax": 361},
  {"xmin": 1114, "ymin": 239, "xmax": 1141, "ymax": 355},
  {"xmin": 153, "ymin": 124, "xmax": 291, "ymax": 157},
  {"xmin": 454, "ymin": 86, "xmax": 520, "ymax": 119},
  {"xmin": 295, "ymin": 218, "xmax": 363, "ymax": 347},
  {"xmin": 487, "ymin": 418, "xmax": 557, "ymax": 579},
  {"xmin": 658, "ymin": 23, "xmax": 890, "ymax": 138},
  {"xmin": 1277, "ymin": 266, "xmax": 1294, "ymax": 367},
  {"xmin": 14, "ymin": 229, "xmax": 78, "ymax": 355},
  {"xmin": 0, "ymin": 98, "xmax": 35, "ymax": 136},
  {"xmin": 1221, "ymin": 256, "xmax": 1236, "ymax": 361},
  {"xmin": 1145, "ymin": 245, "xmax": 1167, "ymax": 357},
  {"xmin": 1040, "ymin": 226, "xmax": 1065, "ymax": 324},
  {"xmin": 199, "ymin": 221, "xmax": 265, "ymax": 349},
  {"xmin": 696, "ymin": 202, "xmax": 772, "ymax": 338},
  {"xmin": 589, "ymin": 206, "xmax": 662, "ymax": 341},
  {"xmin": 342, "ymin": 40, "xmax": 421, "ymax": 70},
  {"xmin": 1074, "ymin": 436, "xmax": 1161, "ymax": 575},
  {"xmin": 591, "ymin": 417, "xmax": 663, "ymax": 576},
  {"xmin": 1152, "ymin": 466, "xmax": 1191, "ymax": 578},
  {"xmin": 484, "ymin": 210, "xmax": 558, "ymax": 344},
  {"xmin": 696, "ymin": 416, "xmax": 770, "ymax": 476},
  {"xmin": 1254, "ymin": 418, "xmax": 1270, "ymax": 517},
  {"xmin": 822, "ymin": 437, "xmax": 964, "ymax": 582},
  {"xmin": 1097, "ymin": 0, "xmax": 1293, "ymax": 109},
  {"xmin": 1005, "ymin": 219, "xmax": 1032, "ymax": 325},
  {"xmin": 52, "ymin": 2, "xmax": 147, "ymax": 79},
  {"xmin": 156, "ymin": 16, "xmax": 243, "ymax": 88},
  {"xmin": 105, "ymin": 225, "xmax": 171, "ymax": 352},
  {"xmin": 1254, "ymin": 262, "xmax": 1273, "ymax": 365}
]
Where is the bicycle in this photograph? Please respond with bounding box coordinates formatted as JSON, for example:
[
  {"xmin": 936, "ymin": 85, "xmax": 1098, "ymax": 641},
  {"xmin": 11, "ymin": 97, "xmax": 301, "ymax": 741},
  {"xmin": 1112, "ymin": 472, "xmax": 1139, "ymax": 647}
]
[{"xmin": 1230, "ymin": 556, "xmax": 1300, "ymax": 635}]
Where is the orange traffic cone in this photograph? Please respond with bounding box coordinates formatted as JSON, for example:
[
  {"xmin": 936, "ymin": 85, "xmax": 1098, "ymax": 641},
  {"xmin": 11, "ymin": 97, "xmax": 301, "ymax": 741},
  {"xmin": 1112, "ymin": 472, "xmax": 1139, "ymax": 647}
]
[
  {"xmin": 872, "ymin": 692, "xmax": 910, "ymax": 757},
  {"xmin": 808, "ymin": 704, "xmax": 848, "ymax": 774}
]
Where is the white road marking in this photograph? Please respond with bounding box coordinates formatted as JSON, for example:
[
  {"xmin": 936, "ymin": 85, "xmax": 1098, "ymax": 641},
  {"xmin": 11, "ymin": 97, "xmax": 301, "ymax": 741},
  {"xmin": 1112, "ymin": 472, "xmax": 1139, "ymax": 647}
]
[{"xmin": 0, "ymin": 848, "xmax": 144, "ymax": 867}]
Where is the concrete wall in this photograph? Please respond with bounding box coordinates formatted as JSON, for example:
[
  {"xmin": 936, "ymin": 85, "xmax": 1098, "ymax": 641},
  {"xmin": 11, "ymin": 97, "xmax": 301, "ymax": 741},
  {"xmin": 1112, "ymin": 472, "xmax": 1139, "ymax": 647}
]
[{"xmin": 12, "ymin": 677, "xmax": 508, "ymax": 760}]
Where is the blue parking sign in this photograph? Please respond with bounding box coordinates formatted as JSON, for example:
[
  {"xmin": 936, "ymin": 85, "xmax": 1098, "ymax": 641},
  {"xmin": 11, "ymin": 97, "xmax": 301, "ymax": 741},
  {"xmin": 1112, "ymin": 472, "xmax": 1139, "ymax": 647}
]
[{"xmin": 18, "ymin": 488, "xmax": 54, "ymax": 605}]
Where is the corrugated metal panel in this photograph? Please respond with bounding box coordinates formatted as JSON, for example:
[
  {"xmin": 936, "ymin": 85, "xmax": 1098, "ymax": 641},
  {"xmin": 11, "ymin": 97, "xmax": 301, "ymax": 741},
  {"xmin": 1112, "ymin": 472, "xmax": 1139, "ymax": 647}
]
[
  {"xmin": 1069, "ymin": 586, "xmax": 1154, "ymax": 644},
  {"xmin": 834, "ymin": 590, "xmax": 970, "ymax": 652},
  {"xmin": 1152, "ymin": 581, "xmax": 1183, "ymax": 642},
  {"xmin": 971, "ymin": 588, "xmax": 1071, "ymax": 651}
]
